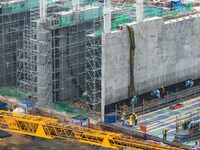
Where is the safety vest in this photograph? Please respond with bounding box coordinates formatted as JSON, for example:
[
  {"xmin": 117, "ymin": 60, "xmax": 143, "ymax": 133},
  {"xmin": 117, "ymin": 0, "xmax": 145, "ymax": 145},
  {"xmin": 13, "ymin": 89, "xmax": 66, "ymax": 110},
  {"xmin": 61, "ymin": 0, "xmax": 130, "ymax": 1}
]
[
  {"xmin": 162, "ymin": 128, "xmax": 168, "ymax": 135},
  {"xmin": 135, "ymin": 114, "xmax": 138, "ymax": 120},
  {"xmin": 133, "ymin": 113, "xmax": 138, "ymax": 120},
  {"xmin": 121, "ymin": 115, "xmax": 124, "ymax": 121},
  {"xmin": 129, "ymin": 115, "xmax": 133, "ymax": 126}
]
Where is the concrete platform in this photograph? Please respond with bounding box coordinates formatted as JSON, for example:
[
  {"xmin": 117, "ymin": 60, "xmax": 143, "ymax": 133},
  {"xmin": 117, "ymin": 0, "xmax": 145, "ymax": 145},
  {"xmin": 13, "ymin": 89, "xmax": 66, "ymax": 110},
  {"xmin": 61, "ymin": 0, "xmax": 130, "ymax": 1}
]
[{"xmin": 112, "ymin": 97, "xmax": 200, "ymax": 144}]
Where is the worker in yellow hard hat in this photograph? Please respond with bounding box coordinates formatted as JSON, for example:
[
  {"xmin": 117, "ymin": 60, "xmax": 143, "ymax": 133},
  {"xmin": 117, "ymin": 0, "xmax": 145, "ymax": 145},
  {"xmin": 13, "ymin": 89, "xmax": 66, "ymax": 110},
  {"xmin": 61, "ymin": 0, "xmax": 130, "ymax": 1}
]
[
  {"xmin": 160, "ymin": 86, "xmax": 165, "ymax": 99},
  {"xmin": 132, "ymin": 112, "xmax": 138, "ymax": 125},
  {"xmin": 121, "ymin": 111, "xmax": 126, "ymax": 126},
  {"xmin": 162, "ymin": 127, "xmax": 168, "ymax": 140},
  {"xmin": 129, "ymin": 114, "xmax": 133, "ymax": 127}
]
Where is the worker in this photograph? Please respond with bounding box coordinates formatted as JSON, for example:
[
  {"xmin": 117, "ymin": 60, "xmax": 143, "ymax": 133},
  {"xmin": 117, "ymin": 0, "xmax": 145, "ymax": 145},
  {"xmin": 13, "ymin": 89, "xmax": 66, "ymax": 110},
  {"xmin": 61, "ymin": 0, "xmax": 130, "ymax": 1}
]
[
  {"xmin": 162, "ymin": 127, "xmax": 168, "ymax": 140},
  {"xmin": 130, "ymin": 96, "xmax": 138, "ymax": 108},
  {"xmin": 129, "ymin": 114, "xmax": 133, "ymax": 127},
  {"xmin": 121, "ymin": 111, "xmax": 126, "ymax": 126},
  {"xmin": 151, "ymin": 89, "xmax": 160, "ymax": 98},
  {"xmin": 160, "ymin": 86, "xmax": 165, "ymax": 99},
  {"xmin": 185, "ymin": 79, "xmax": 194, "ymax": 88},
  {"xmin": 133, "ymin": 112, "xmax": 138, "ymax": 125},
  {"xmin": 156, "ymin": 89, "xmax": 161, "ymax": 98}
]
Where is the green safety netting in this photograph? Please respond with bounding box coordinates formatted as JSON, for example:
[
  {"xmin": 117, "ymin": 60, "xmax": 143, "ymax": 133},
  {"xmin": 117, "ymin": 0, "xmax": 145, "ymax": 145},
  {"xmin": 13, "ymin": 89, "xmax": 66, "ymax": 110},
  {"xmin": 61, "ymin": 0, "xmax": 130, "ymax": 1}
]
[
  {"xmin": 122, "ymin": 3, "xmax": 133, "ymax": 9},
  {"xmin": 2, "ymin": 0, "xmax": 55, "ymax": 13},
  {"xmin": 111, "ymin": 14, "xmax": 133, "ymax": 30},
  {"xmin": 163, "ymin": 9, "xmax": 179, "ymax": 20},
  {"xmin": 144, "ymin": 6, "xmax": 163, "ymax": 18},
  {"xmin": 56, "ymin": 102, "xmax": 86, "ymax": 116},
  {"xmin": 0, "ymin": 87, "xmax": 25, "ymax": 100},
  {"xmin": 185, "ymin": 3, "xmax": 193, "ymax": 11},
  {"xmin": 60, "ymin": 15, "xmax": 73, "ymax": 27},
  {"xmin": 60, "ymin": 7, "xmax": 103, "ymax": 27},
  {"xmin": 62, "ymin": 3, "xmax": 72, "ymax": 11}
]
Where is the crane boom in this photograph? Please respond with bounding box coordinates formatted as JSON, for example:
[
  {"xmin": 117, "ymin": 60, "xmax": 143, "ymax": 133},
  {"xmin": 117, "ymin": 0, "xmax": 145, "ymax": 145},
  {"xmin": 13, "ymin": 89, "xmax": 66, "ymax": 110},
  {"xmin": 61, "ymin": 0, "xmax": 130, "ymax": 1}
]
[{"xmin": 0, "ymin": 110, "xmax": 182, "ymax": 150}]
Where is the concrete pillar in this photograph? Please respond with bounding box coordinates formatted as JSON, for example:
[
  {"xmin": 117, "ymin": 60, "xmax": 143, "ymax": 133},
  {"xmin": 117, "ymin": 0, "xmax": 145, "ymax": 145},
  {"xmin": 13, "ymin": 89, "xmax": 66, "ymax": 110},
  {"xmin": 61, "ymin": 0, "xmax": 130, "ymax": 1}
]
[
  {"xmin": 72, "ymin": 0, "xmax": 80, "ymax": 11},
  {"xmin": 39, "ymin": 0, "xmax": 47, "ymax": 21},
  {"xmin": 136, "ymin": 0, "xmax": 143, "ymax": 22},
  {"xmin": 36, "ymin": 20, "xmax": 52, "ymax": 106},
  {"xmin": 101, "ymin": 34, "xmax": 106, "ymax": 122},
  {"xmin": 103, "ymin": 0, "xmax": 111, "ymax": 34}
]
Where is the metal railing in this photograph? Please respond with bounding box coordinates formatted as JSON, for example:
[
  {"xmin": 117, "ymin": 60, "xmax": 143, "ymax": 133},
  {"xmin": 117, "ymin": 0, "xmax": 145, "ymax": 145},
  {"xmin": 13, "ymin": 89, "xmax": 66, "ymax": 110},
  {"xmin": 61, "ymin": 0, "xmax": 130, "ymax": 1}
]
[{"xmin": 124, "ymin": 85, "xmax": 200, "ymax": 117}]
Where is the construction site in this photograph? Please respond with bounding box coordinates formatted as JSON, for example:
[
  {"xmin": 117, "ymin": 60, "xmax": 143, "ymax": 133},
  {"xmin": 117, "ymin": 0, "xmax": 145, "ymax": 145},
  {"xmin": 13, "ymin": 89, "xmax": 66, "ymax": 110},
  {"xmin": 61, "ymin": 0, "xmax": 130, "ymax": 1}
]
[{"xmin": 0, "ymin": 0, "xmax": 199, "ymax": 149}]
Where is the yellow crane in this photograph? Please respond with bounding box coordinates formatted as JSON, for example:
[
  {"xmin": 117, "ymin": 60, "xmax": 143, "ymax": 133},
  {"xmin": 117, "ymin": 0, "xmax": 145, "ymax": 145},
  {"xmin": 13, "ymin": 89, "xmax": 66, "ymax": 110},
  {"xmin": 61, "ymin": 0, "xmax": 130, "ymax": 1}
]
[{"xmin": 0, "ymin": 110, "xmax": 182, "ymax": 150}]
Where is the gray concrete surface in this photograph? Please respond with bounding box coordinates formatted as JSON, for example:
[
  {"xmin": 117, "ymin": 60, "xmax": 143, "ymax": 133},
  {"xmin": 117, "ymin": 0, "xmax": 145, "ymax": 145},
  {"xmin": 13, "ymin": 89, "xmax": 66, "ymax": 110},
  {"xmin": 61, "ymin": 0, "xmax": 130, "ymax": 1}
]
[
  {"xmin": 102, "ymin": 15, "xmax": 200, "ymax": 105},
  {"xmin": 37, "ymin": 20, "xmax": 53, "ymax": 105}
]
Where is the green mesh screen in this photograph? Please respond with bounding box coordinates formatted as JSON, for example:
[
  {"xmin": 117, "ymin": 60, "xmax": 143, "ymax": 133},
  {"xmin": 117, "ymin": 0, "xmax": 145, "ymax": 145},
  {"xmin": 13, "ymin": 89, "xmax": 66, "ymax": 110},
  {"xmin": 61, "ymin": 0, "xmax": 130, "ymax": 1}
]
[
  {"xmin": 111, "ymin": 14, "xmax": 133, "ymax": 30},
  {"xmin": 60, "ymin": 7, "xmax": 103, "ymax": 27},
  {"xmin": 185, "ymin": 3, "xmax": 193, "ymax": 11},
  {"xmin": 62, "ymin": 3, "xmax": 72, "ymax": 11},
  {"xmin": 26, "ymin": 0, "xmax": 39, "ymax": 9},
  {"xmin": 56, "ymin": 102, "xmax": 86, "ymax": 116},
  {"xmin": 0, "ymin": 87, "xmax": 25, "ymax": 100},
  {"xmin": 1, "ymin": 0, "xmax": 56, "ymax": 13},
  {"xmin": 60, "ymin": 15, "xmax": 73, "ymax": 27}
]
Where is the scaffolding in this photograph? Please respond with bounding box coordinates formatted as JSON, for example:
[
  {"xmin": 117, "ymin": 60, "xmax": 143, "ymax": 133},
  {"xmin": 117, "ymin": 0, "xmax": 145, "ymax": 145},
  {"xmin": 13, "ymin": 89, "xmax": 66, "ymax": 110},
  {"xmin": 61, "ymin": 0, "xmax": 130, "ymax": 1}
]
[
  {"xmin": 0, "ymin": 2, "xmax": 30, "ymax": 98},
  {"xmin": 0, "ymin": 0, "xmax": 198, "ymax": 113},
  {"xmin": 17, "ymin": 9, "xmax": 39, "ymax": 98},
  {"xmin": 85, "ymin": 22, "xmax": 102, "ymax": 112}
]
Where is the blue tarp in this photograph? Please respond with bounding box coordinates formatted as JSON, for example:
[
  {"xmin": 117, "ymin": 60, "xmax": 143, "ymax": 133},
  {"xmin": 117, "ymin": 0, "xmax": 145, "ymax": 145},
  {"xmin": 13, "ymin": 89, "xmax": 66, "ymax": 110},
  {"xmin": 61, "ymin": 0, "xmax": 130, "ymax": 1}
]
[{"xmin": 18, "ymin": 101, "xmax": 35, "ymax": 107}]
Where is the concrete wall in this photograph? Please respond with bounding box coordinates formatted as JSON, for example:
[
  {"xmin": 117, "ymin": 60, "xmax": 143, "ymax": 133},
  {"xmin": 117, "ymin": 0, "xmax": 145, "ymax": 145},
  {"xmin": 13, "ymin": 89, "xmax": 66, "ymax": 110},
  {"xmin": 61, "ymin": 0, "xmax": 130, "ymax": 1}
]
[
  {"xmin": 37, "ymin": 21, "xmax": 52, "ymax": 105},
  {"xmin": 102, "ymin": 15, "xmax": 200, "ymax": 105}
]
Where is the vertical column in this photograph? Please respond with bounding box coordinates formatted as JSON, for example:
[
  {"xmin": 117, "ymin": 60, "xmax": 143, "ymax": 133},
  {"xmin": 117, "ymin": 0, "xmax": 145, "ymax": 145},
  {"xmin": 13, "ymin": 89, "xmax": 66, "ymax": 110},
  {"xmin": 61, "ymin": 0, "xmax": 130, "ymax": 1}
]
[
  {"xmin": 37, "ymin": 20, "xmax": 52, "ymax": 106},
  {"xmin": 40, "ymin": 0, "xmax": 47, "ymax": 21},
  {"xmin": 72, "ymin": 0, "xmax": 80, "ymax": 11},
  {"xmin": 103, "ymin": 0, "xmax": 111, "ymax": 34},
  {"xmin": 136, "ymin": 0, "xmax": 144, "ymax": 22},
  {"xmin": 101, "ymin": 33, "xmax": 106, "ymax": 122},
  {"xmin": 101, "ymin": 0, "xmax": 111, "ymax": 122}
]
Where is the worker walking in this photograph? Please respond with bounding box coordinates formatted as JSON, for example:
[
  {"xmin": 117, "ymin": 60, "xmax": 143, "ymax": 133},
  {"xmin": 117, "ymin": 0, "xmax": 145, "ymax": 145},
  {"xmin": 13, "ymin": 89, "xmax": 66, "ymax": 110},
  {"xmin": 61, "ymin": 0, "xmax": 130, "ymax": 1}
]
[
  {"xmin": 133, "ymin": 113, "xmax": 138, "ymax": 125},
  {"xmin": 162, "ymin": 128, "xmax": 168, "ymax": 140}
]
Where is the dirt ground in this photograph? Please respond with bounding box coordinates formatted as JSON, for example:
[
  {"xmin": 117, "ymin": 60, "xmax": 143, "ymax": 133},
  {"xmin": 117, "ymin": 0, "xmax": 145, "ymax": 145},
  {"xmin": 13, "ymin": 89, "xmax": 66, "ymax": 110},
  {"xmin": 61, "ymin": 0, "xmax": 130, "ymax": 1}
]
[{"xmin": 0, "ymin": 133, "xmax": 109, "ymax": 150}]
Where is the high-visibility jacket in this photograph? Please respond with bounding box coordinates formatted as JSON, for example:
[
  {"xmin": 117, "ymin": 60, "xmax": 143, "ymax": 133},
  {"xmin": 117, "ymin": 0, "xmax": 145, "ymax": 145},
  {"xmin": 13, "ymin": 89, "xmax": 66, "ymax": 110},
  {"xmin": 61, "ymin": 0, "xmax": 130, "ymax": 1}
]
[
  {"xmin": 129, "ymin": 115, "xmax": 133, "ymax": 126},
  {"xmin": 135, "ymin": 114, "xmax": 138, "ymax": 120},
  {"xmin": 162, "ymin": 128, "xmax": 168, "ymax": 135},
  {"xmin": 121, "ymin": 115, "xmax": 124, "ymax": 121},
  {"xmin": 133, "ymin": 113, "xmax": 138, "ymax": 120}
]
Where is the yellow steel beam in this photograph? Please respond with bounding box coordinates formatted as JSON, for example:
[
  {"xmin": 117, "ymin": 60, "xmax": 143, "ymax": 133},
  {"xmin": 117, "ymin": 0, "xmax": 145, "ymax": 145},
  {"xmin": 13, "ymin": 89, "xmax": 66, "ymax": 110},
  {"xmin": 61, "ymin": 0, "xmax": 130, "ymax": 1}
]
[{"xmin": 0, "ymin": 110, "xmax": 182, "ymax": 150}]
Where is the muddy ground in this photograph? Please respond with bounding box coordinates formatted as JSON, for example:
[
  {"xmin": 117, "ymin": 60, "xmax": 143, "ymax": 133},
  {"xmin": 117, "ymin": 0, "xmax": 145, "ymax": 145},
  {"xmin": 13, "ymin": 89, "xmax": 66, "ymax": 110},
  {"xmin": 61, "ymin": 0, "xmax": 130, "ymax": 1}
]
[{"xmin": 0, "ymin": 133, "xmax": 109, "ymax": 150}]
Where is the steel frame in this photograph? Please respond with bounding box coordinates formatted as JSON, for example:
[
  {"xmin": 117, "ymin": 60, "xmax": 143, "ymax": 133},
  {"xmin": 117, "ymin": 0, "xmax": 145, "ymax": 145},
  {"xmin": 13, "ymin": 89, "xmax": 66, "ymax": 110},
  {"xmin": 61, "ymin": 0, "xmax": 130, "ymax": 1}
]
[{"xmin": 0, "ymin": 110, "xmax": 182, "ymax": 150}]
